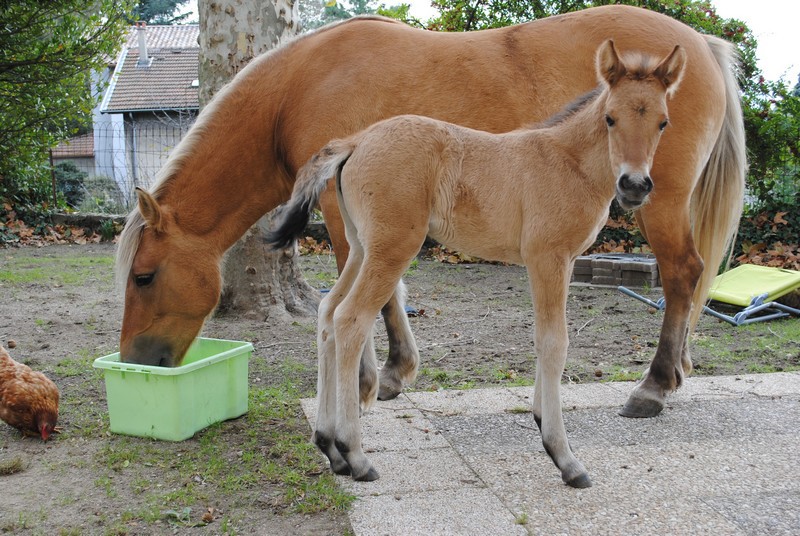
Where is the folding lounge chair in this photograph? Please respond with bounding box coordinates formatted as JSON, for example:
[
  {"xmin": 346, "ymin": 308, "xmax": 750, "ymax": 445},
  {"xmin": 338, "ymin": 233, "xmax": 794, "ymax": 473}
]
[{"xmin": 619, "ymin": 264, "xmax": 800, "ymax": 327}]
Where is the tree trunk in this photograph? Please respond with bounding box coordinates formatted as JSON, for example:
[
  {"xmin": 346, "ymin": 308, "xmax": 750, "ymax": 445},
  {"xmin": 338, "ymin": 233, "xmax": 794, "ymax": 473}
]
[{"xmin": 198, "ymin": 0, "xmax": 316, "ymax": 320}]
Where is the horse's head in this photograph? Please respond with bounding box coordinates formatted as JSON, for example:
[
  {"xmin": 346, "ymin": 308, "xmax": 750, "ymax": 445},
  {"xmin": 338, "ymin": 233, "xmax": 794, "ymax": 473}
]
[
  {"xmin": 117, "ymin": 188, "xmax": 222, "ymax": 367},
  {"xmin": 596, "ymin": 40, "xmax": 686, "ymax": 210}
]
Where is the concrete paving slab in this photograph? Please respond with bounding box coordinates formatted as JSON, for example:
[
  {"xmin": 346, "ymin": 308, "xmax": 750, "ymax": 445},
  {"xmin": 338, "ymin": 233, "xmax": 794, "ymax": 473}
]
[
  {"xmin": 347, "ymin": 487, "xmax": 528, "ymax": 536},
  {"xmin": 405, "ymin": 387, "xmax": 528, "ymax": 416},
  {"xmin": 335, "ymin": 447, "xmax": 480, "ymax": 496},
  {"xmin": 300, "ymin": 372, "xmax": 800, "ymax": 535}
]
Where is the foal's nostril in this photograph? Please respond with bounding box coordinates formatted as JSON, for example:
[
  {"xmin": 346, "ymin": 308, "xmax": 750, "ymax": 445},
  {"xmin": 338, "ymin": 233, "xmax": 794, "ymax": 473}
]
[
  {"xmin": 619, "ymin": 174, "xmax": 631, "ymax": 190},
  {"xmin": 643, "ymin": 176, "xmax": 653, "ymax": 193}
]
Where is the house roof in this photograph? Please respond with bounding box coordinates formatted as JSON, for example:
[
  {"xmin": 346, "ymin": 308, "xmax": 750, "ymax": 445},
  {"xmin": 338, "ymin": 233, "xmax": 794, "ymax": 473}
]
[
  {"xmin": 102, "ymin": 25, "xmax": 199, "ymax": 114},
  {"xmin": 52, "ymin": 132, "xmax": 94, "ymax": 158}
]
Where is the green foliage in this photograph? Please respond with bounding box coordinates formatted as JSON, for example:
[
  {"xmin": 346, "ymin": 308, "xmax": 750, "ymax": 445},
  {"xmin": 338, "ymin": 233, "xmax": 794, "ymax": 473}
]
[
  {"xmin": 301, "ymin": 0, "xmax": 385, "ymax": 29},
  {"xmin": 0, "ymin": 0, "xmax": 134, "ymax": 222},
  {"xmin": 131, "ymin": 0, "xmax": 191, "ymax": 24},
  {"xmin": 54, "ymin": 161, "xmax": 87, "ymax": 209}
]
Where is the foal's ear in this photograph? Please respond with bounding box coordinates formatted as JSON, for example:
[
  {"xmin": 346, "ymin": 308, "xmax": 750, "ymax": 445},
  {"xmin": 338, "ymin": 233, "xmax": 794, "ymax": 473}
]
[
  {"xmin": 653, "ymin": 45, "xmax": 686, "ymax": 96},
  {"xmin": 596, "ymin": 40, "xmax": 626, "ymax": 87},
  {"xmin": 135, "ymin": 187, "xmax": 165, "ymax": 233}
]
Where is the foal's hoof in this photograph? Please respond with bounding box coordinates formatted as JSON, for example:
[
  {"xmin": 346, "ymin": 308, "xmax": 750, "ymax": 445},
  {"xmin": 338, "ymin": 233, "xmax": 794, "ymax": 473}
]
[
  {"xmin": 353, "ymin": 466, "xmax": 380, "ymax": 482},
  {"xmin": 565, "ymin": 472, "xmax": 592, "ymax": 489},
  {"xmin": 619, "ymin": 395, "xmax": 664, "ymax": 418},
  {"xmin": 377, "ymin": 379, "xmax": 403, "ymax": 401}
]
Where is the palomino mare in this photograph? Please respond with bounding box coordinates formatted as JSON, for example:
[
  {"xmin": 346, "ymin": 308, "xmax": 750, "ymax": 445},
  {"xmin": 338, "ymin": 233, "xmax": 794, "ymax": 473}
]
[
  {"xmin": 116, "ymin": 5, "xmax": 745, "ymax": 419},
  {"xmin": 267, "ymin": 40, "xmax": 686, "ymax": 485}
]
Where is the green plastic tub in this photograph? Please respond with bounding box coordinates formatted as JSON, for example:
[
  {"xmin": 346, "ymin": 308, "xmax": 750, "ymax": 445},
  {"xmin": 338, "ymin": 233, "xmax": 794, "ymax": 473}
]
[{"xmin": 93, "ymin": 338, "xmax": 252, "ymax": 441}]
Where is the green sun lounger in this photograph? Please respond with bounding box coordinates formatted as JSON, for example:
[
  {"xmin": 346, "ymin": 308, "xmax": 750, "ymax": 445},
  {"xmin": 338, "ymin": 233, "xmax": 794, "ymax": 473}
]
[{"xmin": 619, "ymin": 264, "xmax": 800, "ymax": 326}]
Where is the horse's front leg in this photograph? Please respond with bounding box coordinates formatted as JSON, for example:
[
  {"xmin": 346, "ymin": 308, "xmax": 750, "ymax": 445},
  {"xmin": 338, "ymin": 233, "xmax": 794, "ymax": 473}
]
[
  {"xmin": 526, "ymin": 257, "xmax": 591, "ymax": 488},
  {"xmin": 319, "ymin": 189, "xmax": 419, "ymax": 401},
  {"xmin": 620, "ymin": 205, "xmax": 702, "ymax": 418}
]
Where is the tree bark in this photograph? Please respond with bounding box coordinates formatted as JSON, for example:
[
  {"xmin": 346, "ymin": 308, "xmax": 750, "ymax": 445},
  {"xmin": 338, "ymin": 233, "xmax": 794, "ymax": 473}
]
[{"xmin": 198, "ymin": 0, "xmax": 316, "ymax": 320}]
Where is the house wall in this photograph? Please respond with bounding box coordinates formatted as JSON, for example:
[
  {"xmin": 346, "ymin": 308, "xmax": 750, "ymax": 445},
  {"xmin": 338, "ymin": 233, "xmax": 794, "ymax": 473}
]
[{"xmin": 93, "ymin": 111, "xmax": 196, "ymax": 209}]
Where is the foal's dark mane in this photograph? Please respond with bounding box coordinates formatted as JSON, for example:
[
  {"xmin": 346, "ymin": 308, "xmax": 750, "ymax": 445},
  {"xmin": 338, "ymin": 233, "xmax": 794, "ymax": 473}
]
[{"xmin": 524, "ymin": 87, "xmax": 603, "ymax": 131}]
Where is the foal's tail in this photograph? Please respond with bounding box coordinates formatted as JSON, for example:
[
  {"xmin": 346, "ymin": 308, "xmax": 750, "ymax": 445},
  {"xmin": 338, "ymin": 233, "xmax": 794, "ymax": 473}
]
[
  {"xmin": 689, "ymin": 35, "xmax": 747, "ymax": 328},
  {"xmin": 266, "ymin": 140, "xmax": 357, "ymax": 250}
]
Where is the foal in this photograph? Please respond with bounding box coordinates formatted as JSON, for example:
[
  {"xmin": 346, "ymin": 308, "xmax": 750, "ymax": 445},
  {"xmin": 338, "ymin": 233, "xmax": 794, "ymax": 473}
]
[{"xmin": 269, "ymin": 40, "xmax": 685, "ymax": 487}]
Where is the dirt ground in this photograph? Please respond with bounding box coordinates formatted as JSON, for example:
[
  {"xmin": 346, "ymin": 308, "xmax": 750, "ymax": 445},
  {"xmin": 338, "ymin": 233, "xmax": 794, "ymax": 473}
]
[{"xmin": 1, "ymin": 242, "xmax": 798, "ymax": 534}]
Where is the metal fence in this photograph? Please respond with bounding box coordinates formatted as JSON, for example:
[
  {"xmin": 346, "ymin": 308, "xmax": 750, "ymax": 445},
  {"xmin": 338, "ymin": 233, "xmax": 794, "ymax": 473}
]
[{"xmin": 51, "ymin": 111, "xmax": 197, "ymax": 213}]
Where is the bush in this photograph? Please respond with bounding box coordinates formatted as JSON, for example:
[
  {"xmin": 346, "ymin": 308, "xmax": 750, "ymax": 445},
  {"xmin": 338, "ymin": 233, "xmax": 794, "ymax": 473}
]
[
  {"xmin": 53, "ymin": 161, "xmax": 87, "ymax": 209},
  {"xmin": 77, "ymin": 174, "xmax": 126, "ymax": 214}
]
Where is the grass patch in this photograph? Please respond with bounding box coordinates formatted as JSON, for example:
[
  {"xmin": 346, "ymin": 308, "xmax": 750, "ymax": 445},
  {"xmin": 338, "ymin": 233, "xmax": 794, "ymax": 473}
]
[
  {"xmin": 88, "ymin": 355, "xmax": 354, "ymax": 529},
  {"xmin": 692, "ymin": 320, "xmax": 800, "ymax": 375},
  {"xmin": 599, "ymin": 366, "xmax": 643, "ymax": 382},
  {"xmin": 418, "ymin": 367, "xmax": 476, "ymax": 390},
  {"xmin": 0, "ymin": 254, "xmax": 114, "ymax": 286},
  {"xmin": 0, "ymin": 456, "xmax": 26, "ymax": 475}
]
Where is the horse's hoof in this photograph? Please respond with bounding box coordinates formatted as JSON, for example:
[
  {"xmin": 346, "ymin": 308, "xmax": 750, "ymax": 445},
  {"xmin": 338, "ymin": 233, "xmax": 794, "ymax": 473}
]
[
  {"xmin": 377, "ymin": 383, "xmax": 402, "ymax": 401},
  {"xmin": 565, "ymin": 472, "xmax": 592, "ymax": 489},
  {"xmin": 353, "ymin": 466, "xmax": 380, "ymax": 482},
  {"xmin": 619, "ymin": 395, "xmax": 664, "ymax": 418}
]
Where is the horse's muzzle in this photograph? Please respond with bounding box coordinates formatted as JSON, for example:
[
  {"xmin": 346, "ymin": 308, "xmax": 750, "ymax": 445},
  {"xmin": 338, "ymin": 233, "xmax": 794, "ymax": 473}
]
[
  {"xmin": 121, "ymin": 336, "xmax": 178, "ymax": 367},
  {"xmin": 616, "ymin": 173, "xmax": 653, "ymax": 210}
]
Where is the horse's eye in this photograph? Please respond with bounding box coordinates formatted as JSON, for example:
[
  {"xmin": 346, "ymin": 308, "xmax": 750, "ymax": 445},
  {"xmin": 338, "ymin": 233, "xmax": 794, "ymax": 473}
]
[
  {"xmin": 134, "ymin": 274, "xmax": 155, "ymax": 287},
  {"xmin": 605, "ymin": 115, "xmax": 615, "ymax": 127},
  {"xmin": 659, "ymin": 119, "xmax": 669, "ymax": 131}
]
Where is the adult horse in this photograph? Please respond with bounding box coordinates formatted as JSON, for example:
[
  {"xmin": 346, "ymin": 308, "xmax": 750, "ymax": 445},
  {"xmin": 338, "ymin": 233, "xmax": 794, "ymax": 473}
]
[
  {"xmin": 116, "ymin": 5, "xmax": 745, "ymax": 419},
  {"xmin": 267, "ymin": 40, "xmax": 686, "ymax": 485}
]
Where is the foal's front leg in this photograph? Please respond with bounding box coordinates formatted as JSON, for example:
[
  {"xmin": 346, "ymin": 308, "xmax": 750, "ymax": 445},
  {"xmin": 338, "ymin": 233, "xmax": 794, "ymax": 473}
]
[{"xmin": 526, "ymin": 258, "xmax": 591, "ymax": 488}]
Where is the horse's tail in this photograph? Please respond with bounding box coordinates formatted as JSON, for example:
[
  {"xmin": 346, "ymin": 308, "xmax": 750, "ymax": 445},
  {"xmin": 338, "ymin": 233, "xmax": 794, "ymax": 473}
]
[
  {"xmin": 266, "ymin": 139, "xmax": 357, "ymax": 250},
  {"xmin": 688, "ymin": 35, "xmax": 747, "ymax": 328}
]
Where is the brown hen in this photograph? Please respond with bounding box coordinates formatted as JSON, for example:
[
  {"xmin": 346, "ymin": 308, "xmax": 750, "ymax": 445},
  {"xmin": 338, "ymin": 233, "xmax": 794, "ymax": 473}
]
[{"xmin": 0, "ymin": 346, "xmax": 59, "ymax": 440}]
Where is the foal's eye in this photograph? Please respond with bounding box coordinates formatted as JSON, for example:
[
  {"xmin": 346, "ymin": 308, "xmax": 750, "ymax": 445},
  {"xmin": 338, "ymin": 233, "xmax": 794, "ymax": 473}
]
[
  {"xmin": 659, "ymin": 119, "xmax": 669, "ymax": 131},
  {"xmin": 605, "ymin": 115, "xmax": 616, "ymax": 127},
  {"xmin": 134, "ymin": 274, "xmax": 155, "ymax": 287}
]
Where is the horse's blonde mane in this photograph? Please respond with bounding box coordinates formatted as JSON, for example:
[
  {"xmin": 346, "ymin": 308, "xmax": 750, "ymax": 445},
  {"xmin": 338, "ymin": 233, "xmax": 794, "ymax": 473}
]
[{"xmin": 116, "ymin": 17, "xmax": 404, "ymax": 291}]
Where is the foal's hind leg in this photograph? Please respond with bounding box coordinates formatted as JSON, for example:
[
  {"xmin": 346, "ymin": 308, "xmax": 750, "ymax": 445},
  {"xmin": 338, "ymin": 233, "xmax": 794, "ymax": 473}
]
[
  {"xmin": 620, "ymin": 205, "xmax": 702, "ymax": 418},
  {"xmin": 320, "ymin": 187, "xmax": 418, "ymax": 402},
  {"xmin": 526, "ymin": 255, "xmax": 591, "ymax": 488},
  {"xmin": 313, "ymin": 244, "xmax": 364, "ymax": 476},
  {"xmin": 378, "ymin": 281, "xmax": 420, "ymax": 400},
  {"xmin": 333, "ymin": 248, "xmax": 422, "ymax": 481}
]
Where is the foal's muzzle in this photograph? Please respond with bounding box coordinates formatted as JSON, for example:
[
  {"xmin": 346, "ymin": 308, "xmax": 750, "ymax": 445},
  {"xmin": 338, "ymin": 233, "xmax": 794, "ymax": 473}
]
[{"xmin": 616, "ymin": 173, "xmax": 653, "ymax": 210}]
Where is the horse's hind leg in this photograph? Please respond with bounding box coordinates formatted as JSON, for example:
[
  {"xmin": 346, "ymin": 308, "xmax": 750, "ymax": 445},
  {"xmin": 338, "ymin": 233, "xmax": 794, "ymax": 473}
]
[
  {"xmin": 378, "ymin": 281, "xmax": 420, "ymax": 400},
  {"xmin": 620, "ymin": 205, "xmax": 702, "ymax": 418},
  {"xmin": 526, "ymin": 255, "xmax": 591, "ymax": 488}
]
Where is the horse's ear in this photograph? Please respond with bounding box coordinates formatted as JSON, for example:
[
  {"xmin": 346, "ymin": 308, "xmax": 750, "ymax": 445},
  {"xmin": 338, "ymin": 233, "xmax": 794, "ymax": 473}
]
[
  {"xmin": 135, "ymin": 187, "xmax": 165, "ymax": 233},
  {"xmin": 596, "ymin": 39, "xmax": 626, "ymax": 87},
  {"xmin": 653, "ymin": 45, "xmax": 686, "ymax": 96}
]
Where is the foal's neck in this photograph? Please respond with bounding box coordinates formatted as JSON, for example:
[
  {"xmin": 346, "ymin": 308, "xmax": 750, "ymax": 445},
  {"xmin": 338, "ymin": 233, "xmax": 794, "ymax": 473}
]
[{"xmin": 545, "ymin": 95, "xmax": 614, "ymax": 192}]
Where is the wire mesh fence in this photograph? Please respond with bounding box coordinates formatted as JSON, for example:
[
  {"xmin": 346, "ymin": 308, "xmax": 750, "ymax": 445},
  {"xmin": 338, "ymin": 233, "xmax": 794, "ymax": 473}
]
[{"xmin": 51, "ymin": 111, "xmax": 197, "ymax": 214}]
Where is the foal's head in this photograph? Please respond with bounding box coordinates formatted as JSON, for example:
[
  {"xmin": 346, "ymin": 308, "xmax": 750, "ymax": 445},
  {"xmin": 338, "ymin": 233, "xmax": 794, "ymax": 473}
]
[{"xmin": 596, "ymin": 40, "xmax": 686, "ymax": 210}]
